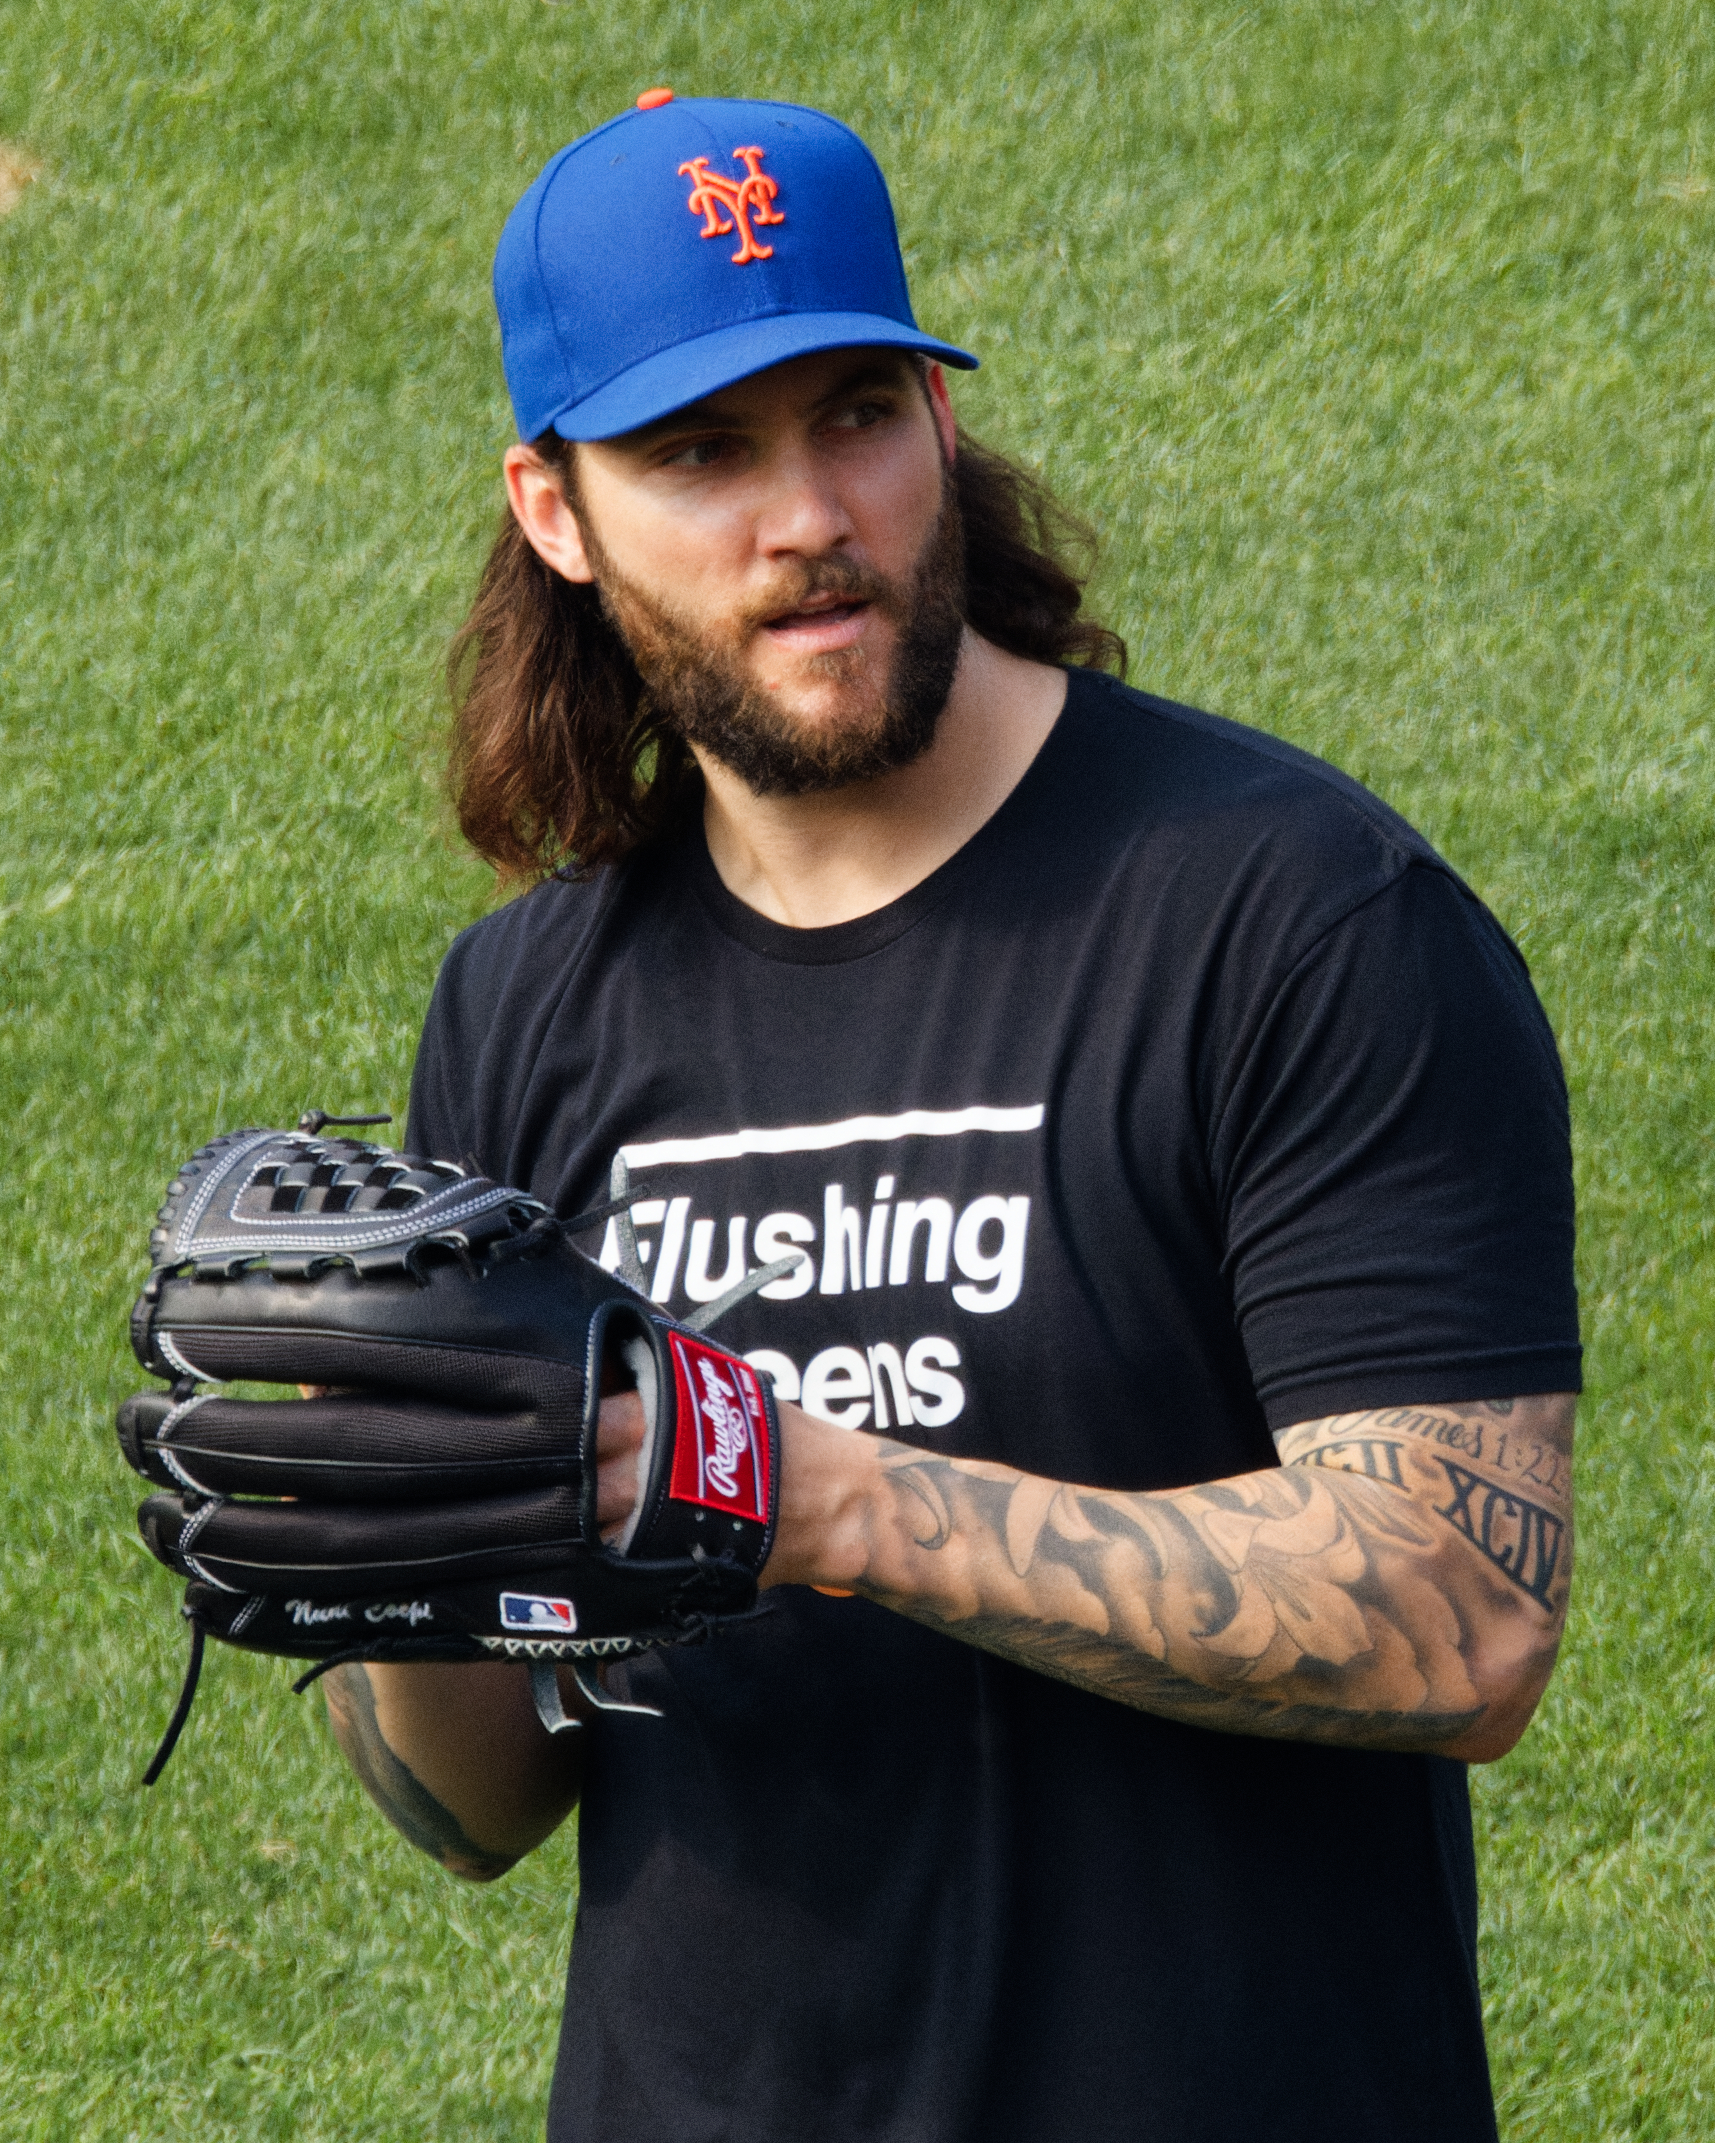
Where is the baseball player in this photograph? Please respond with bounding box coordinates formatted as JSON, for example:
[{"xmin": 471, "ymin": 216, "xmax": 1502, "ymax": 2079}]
[{"xmin": 306, "ymin": 94, "xmax": 1578, "ymax": 2141}]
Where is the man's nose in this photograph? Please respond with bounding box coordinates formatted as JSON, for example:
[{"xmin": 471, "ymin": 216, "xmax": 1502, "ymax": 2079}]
[{"xmin": 751, "ymin": 448, "xmax": 856, "ymax": 560}]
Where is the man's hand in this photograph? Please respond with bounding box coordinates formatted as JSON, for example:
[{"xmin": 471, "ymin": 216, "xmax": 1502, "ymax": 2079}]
[
  {"xmin": 594, "ymin": 1386, "xmax": 648, "ymax": 1538},
  {"xmin": 747, "ymin": 1392, "xmax": 1575, "ymax": 1762}
]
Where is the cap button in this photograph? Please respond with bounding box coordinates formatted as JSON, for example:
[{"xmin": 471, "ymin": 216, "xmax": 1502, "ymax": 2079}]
[{"xmin": 636, "ymin": 87, "xmax": 674, "ymax": 110}]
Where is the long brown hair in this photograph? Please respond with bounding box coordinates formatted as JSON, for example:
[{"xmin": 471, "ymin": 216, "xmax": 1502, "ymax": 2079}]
[{"xmin": 447, "ymin": 425, "xmax": 1126, "ymax": 884}]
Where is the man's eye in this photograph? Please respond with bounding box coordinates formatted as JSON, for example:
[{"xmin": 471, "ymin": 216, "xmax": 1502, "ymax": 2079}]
[
  {"xmin": 829, "ymin": 398, "xmax": 892, "ymax": 431},
  {"xmin": 663, "ymin": 437, "xmax": 734, "ymax": 469}
]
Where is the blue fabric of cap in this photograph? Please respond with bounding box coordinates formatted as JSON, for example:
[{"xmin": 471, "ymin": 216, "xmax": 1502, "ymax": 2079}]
[{"xmin": 494, "ymin": 97, "xmax": 977, "ymax": 442}]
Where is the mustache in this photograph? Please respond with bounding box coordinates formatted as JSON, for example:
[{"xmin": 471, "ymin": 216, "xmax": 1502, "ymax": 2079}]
[{"xmin": 736, "ymin": 554, "xmax": 898, "ymax": 635}]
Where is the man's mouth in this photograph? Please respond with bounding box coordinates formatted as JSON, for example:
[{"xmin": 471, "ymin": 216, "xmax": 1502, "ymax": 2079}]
[{"xmin": 761, "ymin": 595, "xmax": 872, "ymax": 639}]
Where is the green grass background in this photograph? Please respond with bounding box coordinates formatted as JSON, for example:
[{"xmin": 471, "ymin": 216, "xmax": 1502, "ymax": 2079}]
[{"xmin": 2, "ymin": 0, "xmax": 1711, "ymax": 2134}]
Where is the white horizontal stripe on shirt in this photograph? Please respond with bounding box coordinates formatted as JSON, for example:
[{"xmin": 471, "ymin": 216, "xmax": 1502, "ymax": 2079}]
[{"xmin": 620, "ymin": 1104, "xmax": 1045, "ymax": 1171}]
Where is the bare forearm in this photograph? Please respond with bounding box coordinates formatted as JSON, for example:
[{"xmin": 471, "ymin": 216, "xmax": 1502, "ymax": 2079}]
[
  {"xmin": 323, "ymin": 1660, "xmax": 588, "ymax": 1880},
  {"xmin": 769, "ymin": 1395, "xmax": 1574, "ymax": 1760}
]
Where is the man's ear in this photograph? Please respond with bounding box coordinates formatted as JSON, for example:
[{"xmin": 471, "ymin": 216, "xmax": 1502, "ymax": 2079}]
[
  {"xmin": 503, "ymin": 445, "xmax": 596, "ymax": 585},
  {"xmin": 922, "ymin": 364, "xmax": 958, "ymax": 467}
]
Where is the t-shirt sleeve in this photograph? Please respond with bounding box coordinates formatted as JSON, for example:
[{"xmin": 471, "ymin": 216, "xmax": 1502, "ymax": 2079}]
[
  {"xmin": 405, "ymin": 968, "xmax": 467, "ymax": 1164},
  {"xmin": 1211, "ymin": 862, "xmax": 1581, "ymax": 1428},
  {"xmin": 405, "ymin": 926, "xmax": 499, "ymax": 1168}
]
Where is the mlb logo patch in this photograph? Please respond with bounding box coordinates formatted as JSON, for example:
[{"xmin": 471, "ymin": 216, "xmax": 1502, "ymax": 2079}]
[
  {"xmin": 499, "ymin": 1591, "xmax": 578, "ymax": 1633},
  {"xmin": 666, "ymin": 1333, "xmax": 771, "ymax": 1524}
]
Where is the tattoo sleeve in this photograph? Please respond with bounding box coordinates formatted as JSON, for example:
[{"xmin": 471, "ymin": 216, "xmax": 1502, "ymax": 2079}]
[
  {"xmin": 850, "ymin": 1394, "xmax": 1574, "ymax": 1759},
  {"xmin": 322, "ymin": 1663, "xmax": 521, "ymax": 1881}
]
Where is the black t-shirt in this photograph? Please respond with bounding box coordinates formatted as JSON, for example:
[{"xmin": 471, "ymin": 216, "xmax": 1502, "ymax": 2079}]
[{"xmin": 409, "ymin": 667, "xmax": 1579, "ymax": 2143}]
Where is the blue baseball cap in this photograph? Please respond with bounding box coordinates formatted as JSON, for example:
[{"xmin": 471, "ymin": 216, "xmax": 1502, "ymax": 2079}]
[{"xmin": 493, "ymin": 92, "xmax": 978, "ymax": 443}]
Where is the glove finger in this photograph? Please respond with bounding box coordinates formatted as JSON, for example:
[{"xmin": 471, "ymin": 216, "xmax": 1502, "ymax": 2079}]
[
  {"xmin": 135, "ymin": 1261, "xmax": 595, "ymax": 1415},
  {"xmin": 137, "ymin": 1486, "xmax": 584, "ymax": 1598},
  {"xmin": 117, "ymin": 1389, "xmax": 575, "ymax": 1501}
]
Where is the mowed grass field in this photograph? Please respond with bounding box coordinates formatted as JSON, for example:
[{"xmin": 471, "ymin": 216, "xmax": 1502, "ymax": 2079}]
[{"xmin": 2, "ymin": 1, "xmax": 1711, "ymax": 2134}]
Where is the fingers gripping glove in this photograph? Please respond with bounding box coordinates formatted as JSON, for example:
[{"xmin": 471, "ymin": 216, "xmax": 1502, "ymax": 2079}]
[{"xmin": 117, "ymin": 1123, "xmax": 788, "ymax": 1781}]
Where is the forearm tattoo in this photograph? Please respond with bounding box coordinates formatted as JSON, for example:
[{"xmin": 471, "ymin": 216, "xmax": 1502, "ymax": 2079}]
[
  {"xmin": 854, "ymin": 1396, "xmax": 1574, "ymax": 1753},
  {"xmin": 322, "ymin": 1663, "xmax": 517, "ymax": 1881}
]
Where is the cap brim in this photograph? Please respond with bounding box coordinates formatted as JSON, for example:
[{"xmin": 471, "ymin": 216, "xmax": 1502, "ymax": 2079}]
[{"xmin": 548, "ymin": 312, "xmax": 978, "ymax": 442}]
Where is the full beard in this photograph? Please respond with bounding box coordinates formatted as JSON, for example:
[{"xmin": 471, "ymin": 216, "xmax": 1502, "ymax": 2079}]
[{"xmin": 585, "ymin": 475, "xmax": 967, "ymax": 797}]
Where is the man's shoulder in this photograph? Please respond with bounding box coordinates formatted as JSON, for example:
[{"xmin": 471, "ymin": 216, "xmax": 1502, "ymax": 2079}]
[
  {"xmin": 1058, "ymin": 668, "xmax": 1442, "ymax": 872},
  {"xmin": 409, "ymin": 868, "xmax": 630, "ymax": 1161},
  {"xmin": 429, "ymin": 869, "xmax": 615, "ymax": 1028},
  {"xmin": 1040, "ymin": 669, "xmax": 1461, "ymax": 949}
]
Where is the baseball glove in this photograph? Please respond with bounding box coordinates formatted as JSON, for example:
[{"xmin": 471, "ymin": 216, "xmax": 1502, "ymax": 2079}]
[{"xmin": 118, "ymin": 1116, "xmax": 796, "ymax": 1782}]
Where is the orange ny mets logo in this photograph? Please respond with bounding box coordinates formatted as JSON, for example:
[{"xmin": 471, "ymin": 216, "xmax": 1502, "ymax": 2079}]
[{"xmin": 678, "ymin": 145, "xmax": 785, "ymax": 265}]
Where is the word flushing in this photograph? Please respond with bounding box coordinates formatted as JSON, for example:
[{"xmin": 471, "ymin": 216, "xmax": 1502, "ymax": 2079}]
[{"xmin": 599, "ymin": 1176, "xmax": 1031, "ymax": 1318}]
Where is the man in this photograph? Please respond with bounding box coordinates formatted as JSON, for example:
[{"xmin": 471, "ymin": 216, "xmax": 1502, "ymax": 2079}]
[{"xmin": 324, "ymin": 93, "xmax": 1579, "ymax": 2140}]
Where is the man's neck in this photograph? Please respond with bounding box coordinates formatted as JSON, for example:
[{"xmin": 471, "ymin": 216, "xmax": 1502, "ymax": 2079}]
[{"xmin": 695, "ymin": 630, "xmax": 1069, "ymax": 930}]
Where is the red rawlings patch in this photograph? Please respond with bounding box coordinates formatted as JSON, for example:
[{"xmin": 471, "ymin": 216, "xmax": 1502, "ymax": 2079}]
[{"xmin": 667, "ymin": 1332, "xmax": 771, "ymax": 1523}]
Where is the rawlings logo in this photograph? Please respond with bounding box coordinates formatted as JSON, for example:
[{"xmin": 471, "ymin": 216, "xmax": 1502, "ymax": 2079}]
[
  {"xmin": 668, "ymin": 1333, "xmax": 771, "ymax": 1523},
  {"xmin": 678, "ymin": 145, "xmax": 784, "ymax": 264},
  {"xmin": 697, "ymin": 1357, "xmax": 750, "ymax": 1501}
]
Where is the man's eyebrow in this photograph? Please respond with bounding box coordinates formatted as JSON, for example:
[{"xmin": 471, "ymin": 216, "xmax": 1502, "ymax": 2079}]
[
  {"xmin": 618, "ymin": 359, "xmax": 917, "ymax": 448},
  {"xmin": 806, "ymin": 359, "xmax": 916, "ymax": 410},
  {"xmin": 621, "ymin": 399, "xmax": 734, "ymax": 446}
]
